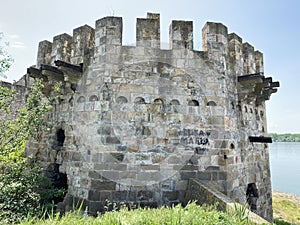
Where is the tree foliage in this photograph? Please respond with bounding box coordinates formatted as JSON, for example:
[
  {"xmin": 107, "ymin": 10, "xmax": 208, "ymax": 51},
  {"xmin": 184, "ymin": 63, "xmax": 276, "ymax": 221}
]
[
  {"xmin": 0, "ymin": 36, "xmax": 65, "ymax": 223},
  {"xmin": 0, "ymin": 33, "xmax": 13, "ymax": 77},
  {"xmin": 0, "ymin": 80, "xmax": 52, "ymax": 162},
  {"xmin": 269, "ymin": 133, "xmax": 300, "ymax": 142}
]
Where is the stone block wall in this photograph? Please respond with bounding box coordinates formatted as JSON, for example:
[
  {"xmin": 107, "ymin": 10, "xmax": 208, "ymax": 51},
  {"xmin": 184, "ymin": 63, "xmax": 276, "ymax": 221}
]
[{"xmin": 21, "ymin": 12, "xmax": 279, "ymax": 221}]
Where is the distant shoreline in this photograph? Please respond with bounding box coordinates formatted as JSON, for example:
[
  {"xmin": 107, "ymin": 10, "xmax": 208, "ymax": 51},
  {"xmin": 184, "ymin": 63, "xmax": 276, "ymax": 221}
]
[
  {"xmin": 269, "ymin": 133, "xmax": 300, "ymax": 142},
  {"xmin": 273, "ymin": 190, "xmax": 300, "ymax": 198}
]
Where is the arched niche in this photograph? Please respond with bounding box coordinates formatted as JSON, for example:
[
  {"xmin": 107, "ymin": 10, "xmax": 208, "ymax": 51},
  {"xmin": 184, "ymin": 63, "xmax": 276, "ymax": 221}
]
[
  {"xmin": 134, "ymin": 97, "xmax": 146, "ymax": 104},
  {"xmin": 77, "ymin": 96, "xmax": 85, "ymax": 103},
  {"xmin": 188, "ymin": 99, "xmax": 199, "ymax": 106},
  {"xmin": 170, "ymin": 99, "xmax": 180, "ymax": 105},
  {"xmin": 207, "ymin": 101, "xmax": 217, "ymax": 106},
  {"xmin": 116, "ymin": 96, "xmax": 128, "ymax": 104},
  {"xmin": 153, "ymin": 98, "xmax": 164, "ymax": 105},
  {"xmin": 89, "ymin": 95, "xmax": 99, "ymax": 102}
]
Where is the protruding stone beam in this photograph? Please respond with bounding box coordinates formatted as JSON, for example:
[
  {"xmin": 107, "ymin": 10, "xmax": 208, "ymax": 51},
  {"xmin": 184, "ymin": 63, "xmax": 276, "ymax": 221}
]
[
  {"xmin": 238, "ymin": 73, "xmax": 279, "ymax": 104},
  {"xmin": 27, "ymin": 67, "xmax": 48, "ymax": 81},
  {"xmin": 54, "ymin": 60, "xmax": 83, "ymax": 92},
  {"xmin": 264, "ymin": 77, "xmax": 272, "ymax": 83},
  {"xmin": 249, "ymin": 136, "xmax": 272, "ymax": 143},
  {"xmin": 54, "ymin": 60, "xmax": 82, "ymax": 73},
  {"xmin": 237, "ymin": 72, "xmax": 264, "ymax": 82},
  {"xmin": 41, "ymin": 64, "xmax": 64, "ymax": 82},
  {"xmin": 270, "ymin": 82, "xmax": 280, "ymax": 88}
]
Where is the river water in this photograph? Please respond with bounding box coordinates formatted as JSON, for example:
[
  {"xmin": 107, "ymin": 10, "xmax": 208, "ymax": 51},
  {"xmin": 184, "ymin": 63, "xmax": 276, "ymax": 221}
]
[{"xmin": 269, "ymin": 142, "xmax": 300, "ymax": 196}]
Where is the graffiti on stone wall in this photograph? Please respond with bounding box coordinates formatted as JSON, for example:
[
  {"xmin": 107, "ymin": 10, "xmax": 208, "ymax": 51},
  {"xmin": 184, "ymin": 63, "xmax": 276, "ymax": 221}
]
[{"xmin": 176, "ymin": 128, "xmax": 210, "ymax": 154}]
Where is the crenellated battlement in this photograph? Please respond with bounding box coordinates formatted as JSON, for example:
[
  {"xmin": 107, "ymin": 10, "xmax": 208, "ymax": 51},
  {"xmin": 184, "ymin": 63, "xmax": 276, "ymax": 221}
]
[{"xmin": 36, "ymin": 12, "xmax": 264, "ymax": 75}]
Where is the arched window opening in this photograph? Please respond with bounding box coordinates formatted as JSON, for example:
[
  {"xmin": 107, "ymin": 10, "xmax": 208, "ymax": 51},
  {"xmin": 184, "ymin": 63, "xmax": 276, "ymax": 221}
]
[
  {"xmin": 207, "ymin": 101, "xmax": 217, "ymax": 106},
  {"xmin": 260, "ymin": 110, "xmax": 264, "ymax": 118},
  {"xmin": 116, "ymin": 96, "xmax": 128, "ymax": 104},
  {"xmin": 77, "ymin": 96, "xmax": 85, "ymax": 103},
  {"xmin": 188, "ymin": 99, "xmax": 199, "ymax": 106},
  {"xmin": 170, "ymin": 99, "xmax": 180, "ymax": 105},
  {"xmin": 237, "ymin": 105, "xmax": 242, "ymax": 111},
  {"xmin": 154, "ymin": 98, "xmax": 164, "ymax": 105},
  {"xmin": 89, "ymin": 95, "xmax": 99, "ymax": 102},
  {"xmin": 230, "ymin": 143, "xmax": 235, "ymax": 149},
  {"xmin": 246, "ymin": 183, "xmax": 259, "ymax": 212},
  {"xmin": 244, "ymin": 106, "xmax": 248, "ymax": 113},
  {"xmin": 56, "ymin": 129, "xmax": 65, "ymax": 147},
  {"xmin": 250, "ymin": 108, "xmax": 253, "ymax": 113},
  {"xmin": 134, "ymin": 97, "xmax": 146, "ymax": 104}
]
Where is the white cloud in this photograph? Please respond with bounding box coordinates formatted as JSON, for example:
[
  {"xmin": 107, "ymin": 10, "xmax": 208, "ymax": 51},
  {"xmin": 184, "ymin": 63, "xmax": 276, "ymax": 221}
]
[
  {"xmin": 8, "ymin": 34, "xmax": 20, "ymax": 39},
  {"xmin": 10, "ymin": 41, "xmax": 26, "ymax": 49}
]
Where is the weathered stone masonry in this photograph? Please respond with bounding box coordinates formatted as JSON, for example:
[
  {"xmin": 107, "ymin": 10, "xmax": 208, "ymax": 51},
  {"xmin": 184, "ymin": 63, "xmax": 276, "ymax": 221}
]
[{"xmin": 19, "ymin": 13, "xmax": 279, "ymax": 221}]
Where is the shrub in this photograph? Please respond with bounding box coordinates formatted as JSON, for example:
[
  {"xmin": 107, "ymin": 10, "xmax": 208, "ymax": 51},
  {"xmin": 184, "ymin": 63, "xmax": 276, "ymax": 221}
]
[{"xmin": 0, "ymin": 160, "xmax": 42, "ymax": 223}]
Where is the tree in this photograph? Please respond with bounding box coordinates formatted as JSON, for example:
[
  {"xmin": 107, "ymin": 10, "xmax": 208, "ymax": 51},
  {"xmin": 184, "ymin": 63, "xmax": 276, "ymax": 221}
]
[
  {"xmin": 0, "ymin": 34, "xmax": 65, "ymax": 223},
  {"xmin": 0, "ymin": 33, "xmax": 13, "ymax": 78}
]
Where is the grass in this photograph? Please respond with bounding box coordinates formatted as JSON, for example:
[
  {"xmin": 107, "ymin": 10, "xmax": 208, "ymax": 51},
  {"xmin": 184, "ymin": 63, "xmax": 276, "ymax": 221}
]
[
  {"xmin": 2, "ymin": 191, "xmax": 299, "ymax": 225},
  {"xmin": 272, "ymin": 191, "xmax": 300, "ymax": 225},
  {"xmin": 13, "ymin": 202, "xmax": 254, "ymax": 225}
]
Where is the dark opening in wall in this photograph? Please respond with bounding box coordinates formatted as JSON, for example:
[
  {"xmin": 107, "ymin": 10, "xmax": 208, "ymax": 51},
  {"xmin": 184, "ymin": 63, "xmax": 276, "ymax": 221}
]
[
  {"xmin": 231, "ymin": 101, "xmax": 235, "ymax": 109},
  {"xmin": 188, "ymin": 99, "xmax": 199, "ymax": 106},
  {"xmin": 154, "ymin": 98, "xmax": 164, "ymax": 105},
  {"xmin": 170, "ymin": 99, "xmax": 180, "ymax": 105},
  {"xmin": 134, "ymin": 97, "xmax": 146, "ymax": 104},
  {"xmin": 89, "ymin": 95, "xmax": 99, "ymax": 102},
  {"xmin": 45, "ymin": 163, "xmax": 68, "ymax": 204},
  {"xmin": 260, "ymin": 110, "xmax": 264, "ymax": 118},
  {"xmin": 56, "ymin": 129, "xmax": 65, "ymax": 147},
  {"xmin": 207, "ymin": 101, "xmax": 217, "ymax": 106},
  {"xmin": 246, "ymin": 183, "xmax": 259, "ymax": 212}
]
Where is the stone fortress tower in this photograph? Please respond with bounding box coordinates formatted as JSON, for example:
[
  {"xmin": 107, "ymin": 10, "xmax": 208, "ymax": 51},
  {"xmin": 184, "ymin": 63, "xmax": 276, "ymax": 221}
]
[{"xmin": 22, "ymin": 12, "xmax": 279, "ymax": 221}]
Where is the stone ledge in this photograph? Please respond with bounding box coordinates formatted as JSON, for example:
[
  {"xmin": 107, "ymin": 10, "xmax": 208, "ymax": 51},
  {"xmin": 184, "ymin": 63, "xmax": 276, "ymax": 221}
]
[{"xmin": 185, "ymin": 179, "xmax": 270, "ymax": 224}]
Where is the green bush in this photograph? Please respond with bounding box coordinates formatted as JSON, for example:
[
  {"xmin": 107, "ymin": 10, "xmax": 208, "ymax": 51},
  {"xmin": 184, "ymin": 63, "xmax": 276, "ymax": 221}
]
[
  {"xmin": 0, "ymin": 160, "xmax": 42, "ymax": 223},
  {"xmin": 0, "ymin": 159, "xmax": 66, "ymax": 224}
]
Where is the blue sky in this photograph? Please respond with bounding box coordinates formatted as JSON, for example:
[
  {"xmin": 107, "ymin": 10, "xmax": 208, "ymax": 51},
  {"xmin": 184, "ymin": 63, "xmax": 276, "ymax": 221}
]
[{"xmin": 0, "ymin": 0, "xmax": 299, "ymax": 133}]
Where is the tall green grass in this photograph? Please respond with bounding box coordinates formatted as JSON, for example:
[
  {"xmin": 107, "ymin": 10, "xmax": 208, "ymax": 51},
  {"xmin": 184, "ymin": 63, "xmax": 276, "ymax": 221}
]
[{"xmin": 14, "ymin": 202, "xmax": 255, "ymax": 225}]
